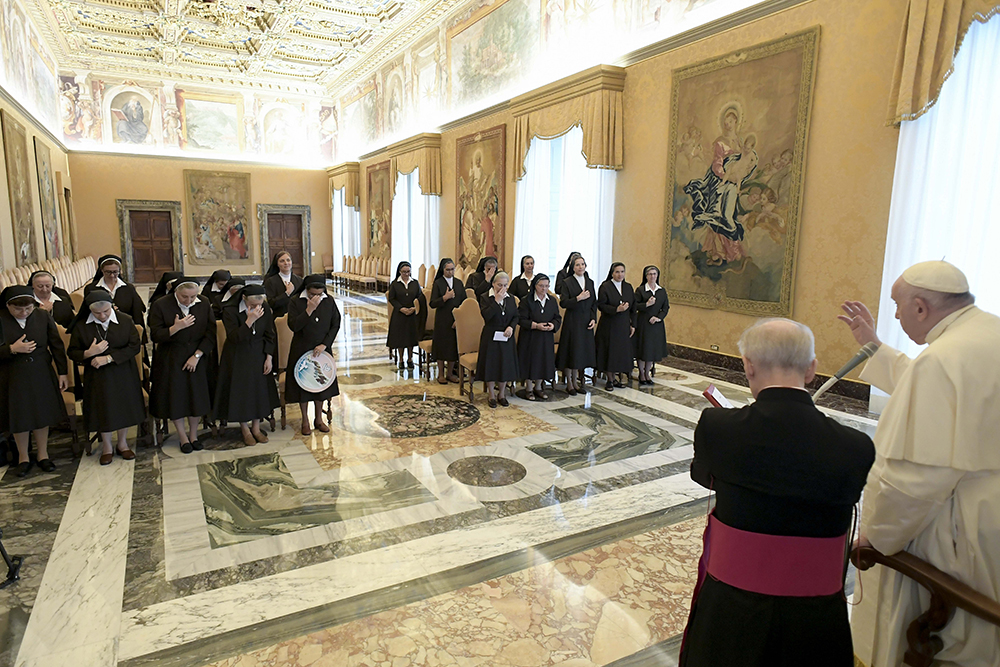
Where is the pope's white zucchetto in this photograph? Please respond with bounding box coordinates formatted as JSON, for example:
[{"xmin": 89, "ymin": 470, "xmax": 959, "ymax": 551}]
[{"xmin": 900, "ymin": 260, "xmax": 969, "ymax": 294}]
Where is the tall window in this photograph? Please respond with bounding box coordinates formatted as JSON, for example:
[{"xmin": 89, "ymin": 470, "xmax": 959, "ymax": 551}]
[
  {"xmin": 875, "ymin": 15, "xmax": 1000, "ymax": 359},
  {"xmin": 331, "ymin": 187, "xmax": 361, "ymax": 272},
  {"xmin": 512, "ymin": 125, "xmax": 616, "ymax": 282},
  {"xmin": 391, "ymin": 168, "xmax": 440, "ymax": 272}
]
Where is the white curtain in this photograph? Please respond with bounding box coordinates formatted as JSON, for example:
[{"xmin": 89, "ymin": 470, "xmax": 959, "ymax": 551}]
[
  {"xmin": 875, "ymin": 14, "xmax": 1000, "ymax": 361},
  {"xmin": 391, "ymin": 168, "xmax": 441, "ymax": 273},
  {"xmin": 513, "ymin": 125, "xmax": 616, "ymax": 281},
  {"xmin": 331, "ymin": 187, "xmax": 361, "ymax": 272}
]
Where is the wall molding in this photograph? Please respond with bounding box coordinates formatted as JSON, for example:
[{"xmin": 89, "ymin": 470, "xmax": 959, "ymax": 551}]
[
  {"xmin": 0, "ymin": 84, "xmax": 68, "ymax": 152},
  {"xmin": 509, "ymin": 65, "xmax": 626, "ymax": 118}
]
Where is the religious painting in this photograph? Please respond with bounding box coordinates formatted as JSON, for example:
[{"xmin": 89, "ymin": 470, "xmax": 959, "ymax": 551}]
[
  {"xmin": 663, "ymin": 27, "xmax": 819, "ymax": 317},
  {"xmin": 341, "ymin": 84, "xmax": 377, "ymax": 158},
  {"xmin": 0, "ymin": 0, "xmax": 29, "ymax": 102},
  {"xmin": 109, "ymin": 90, "xmax": 152, "ymax": 145},
  {"xmin": 1, "ymin": 110, "xmax": 37, "ymax": 264},
  {"xmin": 384, "ymin": 67, "xmax": 405, "ymax": 137},
  {"xmin": 262, "ymin": 105, "xmax": 303, "ymax": 156},
  {"xmin": 178, "ymin": 91, "xmax": 243, "ymax": 153},
  {"xmin": 447, "ymin": 0, "xmax": 539, "ymax": 106},
  {"xmin": 318, "ymin": 105, "xmax": 336, "ymax": 161},
  {"xmin": 33, "ymin": 137, "xmax": 61, "ymax": 259},
  {"xmin": 367, "ymin": 161, "xmax": 392, "ymax": 261},
  {"xmin": 456, "ymin": 124, "xmax": 505, "ymax": 272},
  {"xmin": 184, "ymin": 170, "xmax": 253, "ymax": 265},
  {"xmin": 28, "ymin": 26, "xmax": 58, "ymax": 130}
]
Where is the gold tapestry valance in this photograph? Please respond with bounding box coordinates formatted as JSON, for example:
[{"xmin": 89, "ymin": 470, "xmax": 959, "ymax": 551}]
[
  {"xmin": 387, "ymin": 133, "xmax": 443, "ymax": 197},
  {"xmin": 888, "ymin": 0, "xmax": 1000, "ymax": 124},
  {"xmin": 327, "ymin": 162, "xmax": 360, "ymax": 211},
  {"xmin": 511, "ymin": 64, "xmax": 626, "ymax": 181}
]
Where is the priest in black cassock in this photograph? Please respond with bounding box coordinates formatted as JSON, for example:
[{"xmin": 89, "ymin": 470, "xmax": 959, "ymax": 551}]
[
  {"xmin": 680, "ymin": 318, "xmax": 875, "ymax": 667},
  {"xmin": 148, "ymin": 278, "xmax": 216, "ymax": 454},
  {"xmin": 85, "ymin": 254, "xmax": 146, "ymax": 331},
  {"xmin": 595, "ymin": 262, "xmax": 635, "ymax": 391},
  {"xmin": 213, "ymin": 284, "xmax": 279, "ymax": 447},
  {"xmin": 429, "ymin": 259, "xmax": 466, "ymax": 384},
  {"xmin": 28, "ymin": 270, "xmax": 75, "ymax": 328},
  {"xmin": 67, "ymin": 290, "xmax": 146, "ymax": 465},
  {"xmin": 555, "ymin": 255, "xmax": 597, "ymax": 395},
  {"xmin": 263, "ymin": 251, "xmax": 303, "ymax": 318},
  {"xmin": 517, "ymin": 274, "xmax": 560, "ymax": 400},
  {"xmin": 0, "ymin": 286, "xmax": 68, "ymax": 477},
  {"xmin": 509, "ymin": 255, "xmax": 534, "ymax": 301},
  {"xmin": 286, "ymin": 275, "xmax": 342, "ymax": 436},
  {"xmin": 632, "ymin": 265, "xmax": 670, "ymax": 385},
  {"xmin": 386, "ymin": 261, "xmax": 422, "ymax": 370},
  {"xmin": 476, "ymin": 271, "xmax": 519, "ymax": 408}
]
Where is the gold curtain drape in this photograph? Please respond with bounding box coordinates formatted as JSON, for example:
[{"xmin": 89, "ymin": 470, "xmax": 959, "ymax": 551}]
[
  {"xmin": 888, "ymin": 0, "xmax": 1000, "ymax": 124},
  {"xmin": 511, "ymin": 65, "xmax": 626, "ymax": 181},
  {"xmin": 386, "ymin": 133, "xmax": 442, "ymax": 198},
  {"xmin": 326, "ymin": 162, "xmax": 360, "ymax": 211}
]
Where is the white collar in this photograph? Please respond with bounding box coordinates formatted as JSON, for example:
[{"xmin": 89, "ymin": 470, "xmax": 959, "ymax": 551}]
[
  {"xmin": 645, "ymin": 283, "xmax": 662, "ymax": 293},
  {"xmin": 211, "ymin": 284, "xmax": 223, "ymax": 292},
  {"xmin": 445, "ymin": 276, "xmax": 453, "ymax": 287},
  {"xmin": 87, "ymin": 310, "xmax": 119, "ymax": 329},
  {"xmin": 175, "ymin": 294, "xmax": 194, "ymax": 315},
  {"xmin": 925, "ymin": 305, "xmax": 977, "ymax": 344},
  {"xmin": 101, "ymin": 277, "xmax": 125, "ymax": 294},
  {"xmin": 520, "ymin": 273, "xmax": 533, "ymax": 282},
  {"xmin": 574, "ymin": 274, "xmax": 586, "ymax": 286},
  {"xmin": 398, "ymin": 277, "xmax": 412, "ymax": 286},
  {"xmin": 612, "ymin": 279, "xmax": 623, "ymax": 293},
  {"xmin": 15, "ymin": 317, "xmax": 27, "ymax": 328},
  {"xmin": 534, "ymin": 293, "xmax": 548, "ymax": 305},
  {"xmin": 279, "ymin": 272, "xmax": 292, "ymax": 282},
  {"xmin": 222, "ymin": 290, "xmax": 238, "ymax": 302},
  {"xmin": 239, "ymin": 300, "xmax": 247, "ymax": 313},
  {"xmin": 35, "ymin": 291, "xmax": 61, "ymax": 303}
]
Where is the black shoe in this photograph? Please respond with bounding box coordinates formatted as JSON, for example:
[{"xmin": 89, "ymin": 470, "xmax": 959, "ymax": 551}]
[
  {"xmin": 406, "ymin": 361, "xmax": 415, "ymax": 369},
  {"xmin": 567, "ymin": 387, "xmax": 578, "ymax": 396},
  {"xmin": 37, "ymin": 459, "xmax": 56, "ymax": 473},
  {"xmin": 180, "ymin": 442, "xmax": 194, "ymax": 454},
  {"xmin": 605, "ymin": 380, "xmax": 614, "ymax": 391},
  {"xmin": 613, "ymin": 379, "xmax": 626, "ymax": 388},
  {"xmin": 17, "ymin": 461, "xmax": 31, "ymax": 477},
  {"xmin": 191, "ymin": 440, "xmax": 204, "ymax": 451},
  {"xmin": 488, "ymin": 397, "xmax": 498, "ymax": 409},
  {"xmin": 498, "ymin": 397, "xmax": 509, "ymax": 407}
]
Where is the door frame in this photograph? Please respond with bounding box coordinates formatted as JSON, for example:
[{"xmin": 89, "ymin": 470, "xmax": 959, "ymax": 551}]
[
  {"xmin": 116, "ymin": 199, "xmax": 184, "ymax": 283},
  {"xmin": 257, "ymin": 203, "xmax": 312, "ymax": 276}
]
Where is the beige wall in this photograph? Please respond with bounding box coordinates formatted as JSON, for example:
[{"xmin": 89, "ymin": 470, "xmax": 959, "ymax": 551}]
[
  {"xmin": 0, "ymin": 93, "xmax": 72, "ymax": 270},
  {"xmin": 67, "ymin": 153, "xmax": 331, "ymax": 280}
]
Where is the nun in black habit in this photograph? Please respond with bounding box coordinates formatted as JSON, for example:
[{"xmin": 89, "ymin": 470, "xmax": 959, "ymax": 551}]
[
  {"xmin": 386, "ymin": 261, "xmax": 422, "ymax": 369},
  {"xmin": 553, "ymin": 251, "xmax": 582, "ymax": 297},
  {"xmin": 633, "ymin": 265, "xmax": 670, "ymax": 385},
  {"xmin": 467, "ymin": 256, "xmax": 497, "ymax": 298},
  {"xmin": 263, "ymin": 251, "xmax": 303, "ymax": 318},
  {"xmin": 84, "ymin": 254, "xmax": 147, "ymax": 331},
  {"xmin": 509, "ymin": 255, "xmax": 535, "ymax": 301},
  {"xmin": 148, "ymin": 277, "xmax": 216, "ymax": 453},
  {"xmin": 214, "ymin": 276, "xmax": 246, "ymax": 319},
  {"xmin": 67, "ymin": 290, "xmax": 146, "ymax": 465},
  {"xmin": 517, "ymin": 274, "xmax": 561, "ymax": 400},
  {"xmin": 476, "ymin": 271, "xmax": 520, "ymax": 408},
  {"xmin": 429, "ymin": 258, "xmax": 466, "ymax": 384},
  {"xmin": 0, "ymin": 286, "xmax": 68, "ymax": 476},
  {"xmin": 149, "ymin": 271, "xmax": 184, "ymax": 305},
  {"xmin": 213, "ymin": 284, "xmax": 279, "ymax": 447},
  {"xmin": 555, "ymin": 255, "xmax": 597, "ymax": 395},
  {"xmin": 595, "ymin": 262, "xmax": 635, "ymax": 391},
  {"xmin": 201, "ymin": 269, "xmax": 232, "ymax": 311},
  {"xmin": 28, "ymin": 270, "xmax": 75, "ymax": 328},
  {"xmin": 287, "ymin": 275, "xmax": 342, "ymax": 436}
]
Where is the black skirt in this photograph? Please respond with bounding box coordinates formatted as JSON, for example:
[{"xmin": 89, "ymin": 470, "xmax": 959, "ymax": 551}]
[
  {"xmin": 555, "ymin": 275, "xmax": 597, "ymax": 370},
  {"xmin": 517, "ymin": 296, "xmax": 561, "ymax": 380},
  {"xmin": 213, "ymin": 304, "xmax": 280, "ymax": 422},
  {"xmin": 148, "ymin": 297, "xmax": 216, "ymax": 420},
  {"xmin": 285, "ymin": 296, "xmax": 342, "ymax": 403},
  {"xmin": 634, "ymin": 286, "xmax": 670, "ymax": 361},
  {"xmin": 386, "ymin": 280, "xmax": 422, "ymax": 349},
  {"xmin": 0, "ymin": 311, "xmax": 68, "ymax": 433},
  {"xmin": 68, "ymin": 316, "xmax": 146, "ymax": 433},
  {"xmin": 430, "ymin": 277, "xmax": 466, "ymax": 362},
  {"xmin": 476, "ymin": 295, "xmax": 519, "ymax": 382},
  {"xmin": 595, "ymin": 281, "xmax": 635, "ymax": 374}
]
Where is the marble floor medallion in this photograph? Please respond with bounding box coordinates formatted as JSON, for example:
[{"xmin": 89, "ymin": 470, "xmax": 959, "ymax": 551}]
[
  {"xmin": 336, "ymin": 372, "xmax": 382, "ymax": 385},
  {"xmin": 336, "ymin": 393, "xmax": 480, "ymax": 438},
  {"xmin": 446, "ymin": 455, "xmax": 527, "ymax": 487}
]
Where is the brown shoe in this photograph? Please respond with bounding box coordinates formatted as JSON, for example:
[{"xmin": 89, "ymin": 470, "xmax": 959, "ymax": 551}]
[
  {"xmin": 99, "ymin": 452, "xmax": 114, "ymax": 465},
  {"xmin": 116, "ymin": 447, "xmax": 135, "ymax": 460},
  {"xmin": 252, "ymin": 430, "xmax": 269, "ymax": 443},
  {"xmin": 301, "ymin": 420, "xmax": 312, "ymax": 436},
  {"xmin": 242, "ymin": 431, "xmax": 257, "ymax": 447},
  {"xmin": 313, "ymin": 418, "xmax": 330, "ymax": 433}
]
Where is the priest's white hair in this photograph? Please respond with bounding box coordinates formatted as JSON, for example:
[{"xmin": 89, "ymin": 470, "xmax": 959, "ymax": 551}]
[{"xmin": 738, "ymin": 318, "xmax": 815, "ymax": 373}]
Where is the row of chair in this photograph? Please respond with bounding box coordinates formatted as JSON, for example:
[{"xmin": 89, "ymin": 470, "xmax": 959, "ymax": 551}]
[
  {"xmin": 332, "ymin": 256, "xmax": 391, "ymax": 292},
  {"xmin": 0, "ymin": 255, "xmax": 98, "ymax": 295}
]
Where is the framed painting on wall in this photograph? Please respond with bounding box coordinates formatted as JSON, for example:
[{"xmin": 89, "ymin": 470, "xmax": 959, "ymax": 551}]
[
  {"xmin": 367, "ymin": 161, "xmax": 392, "ymax": 261},
  {"xmin": 178, "ymin": 91, "xmax": 244, "ymax": 153},
  {"xmin": 183, "ymin": 170, "xmax": 253, "ymax": 266},
  {"xmin": 456, "ymin": 124, "xmax": 505, "ymax": 272},
  {"xmin": 33, "ymin": 137, "xmax": 62, "ymax": 259},
  {"xmin": 663, "ymin": 27, "xmax": 820, "ymax": 317},
  {"xmin": 1, "ymin": 109, "xmax": 38, "ymax": 265}
]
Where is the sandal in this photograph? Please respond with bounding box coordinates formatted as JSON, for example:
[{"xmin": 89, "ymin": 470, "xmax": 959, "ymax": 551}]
[
  {"xmin": 525, "ymin": 391, "xmax": 536, "ymax": 401},
  {"xmin": 534, "ymin": 389, "xmax": 549, "ymax": 401}
]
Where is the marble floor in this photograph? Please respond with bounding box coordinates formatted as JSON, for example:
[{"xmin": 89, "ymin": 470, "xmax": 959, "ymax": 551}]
[{"xmin": 0, "ymin": 286, "xmax": 877, "ymax": 667}]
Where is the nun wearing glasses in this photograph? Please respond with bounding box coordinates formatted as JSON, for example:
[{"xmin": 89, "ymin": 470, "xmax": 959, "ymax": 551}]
[
  {"xmin": 67, "ymin": 290, "xmax": 146, "ymax": 465},
  {"xmin": 84, "ymin": 254, "xmax": 147, "ymax": 331}
]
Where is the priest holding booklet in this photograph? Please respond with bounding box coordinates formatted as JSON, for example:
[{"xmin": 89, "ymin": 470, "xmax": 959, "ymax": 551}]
[{"xmin": 840, "ymin": 260, "xmax": 1000, "ymax": 667}]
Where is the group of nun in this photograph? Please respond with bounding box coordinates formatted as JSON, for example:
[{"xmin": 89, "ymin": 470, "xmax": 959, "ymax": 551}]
[
  {"xmin": 1, "ymin": 251, "xmax": 341, "ymax": 477},
  {"xmin": 385, "ymin": 252, "xmax": 670, "ymax": 408}
]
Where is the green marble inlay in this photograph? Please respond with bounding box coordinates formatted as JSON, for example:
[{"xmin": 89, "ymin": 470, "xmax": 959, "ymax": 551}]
[
  {"xmin": 198, "ymin": 453, "xmax": 437, "ymax": 548},
  {"xmin": 529, "ymin": 403, "xmax": 687, "ymax": 471}
]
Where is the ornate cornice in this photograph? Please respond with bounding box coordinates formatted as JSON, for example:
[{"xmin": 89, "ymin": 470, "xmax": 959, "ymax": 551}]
[{"xmin": 509, "ymin": 65, "xmax": 626, "ymax": 118}]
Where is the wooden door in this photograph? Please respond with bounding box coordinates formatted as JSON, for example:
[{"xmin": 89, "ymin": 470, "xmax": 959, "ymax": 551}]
[
  {"xmin": 267, "ymin": 214, "xmax": 304, "ymax": 276},
  {"xmin": 130, "ymin": 210, "xmax": 175, "ymax": 283}
]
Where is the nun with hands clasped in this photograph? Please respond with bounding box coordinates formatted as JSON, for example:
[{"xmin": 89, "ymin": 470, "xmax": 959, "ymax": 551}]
[
  {"xmin": 67, "ymin": 290, "xmax": 146, "ymax": 465},
  {"xmin": 148, "ymin": 277, "xmax": 217, "ymax": 454},
  {"xmin": 429, "ymin": 259, "xmax": 467, "ymax": 384},
  {"xmin": 287, "ymin": 274, "xmax": 342, "ymax": 436},
  {"xmin": 517, "ymin": 274, "xmax": 561, "ymax": 401},
  {"xmin": 386, "ymin": 261, "xmax": 422, "ymax": 370},
  {"xmin": 28, "ymin": 269, "xmax": 75, "ymax": 328},
  {"xmin": 476, "ymin": 271, "xmax": 520, "ymax": 408},
  {"xmin": 0, "ymin": 286, "xmax": 69, "ymax": 477},
  {"xmin": 213, "ymin": 284, "xmax": 279, "ymax": 447}
]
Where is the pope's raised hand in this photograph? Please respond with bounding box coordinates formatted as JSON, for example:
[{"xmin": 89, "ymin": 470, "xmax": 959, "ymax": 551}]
[{"xmin": 837, "ymin": 300, "xmax": 880, "ymax": 347}]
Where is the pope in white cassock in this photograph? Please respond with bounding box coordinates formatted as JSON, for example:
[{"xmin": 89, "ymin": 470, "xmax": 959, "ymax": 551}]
[{"xmin": 840, "ymin": 261, "xmax": 1000, "ymax": 667}]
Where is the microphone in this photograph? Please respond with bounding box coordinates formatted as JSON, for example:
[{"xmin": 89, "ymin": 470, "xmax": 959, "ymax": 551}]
[{"xmin": 812, "ymin": 342, "xmax": 880, "ymax": 401}]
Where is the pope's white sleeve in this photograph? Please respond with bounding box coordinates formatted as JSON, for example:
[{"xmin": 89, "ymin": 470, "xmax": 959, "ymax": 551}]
[
  {"xmin": 859, "ymin": 344, "xmax": 911, "ymax": 395},
  {"xmin": 864, "ymin": 458, "xmax": 965, "ymax": 555}
]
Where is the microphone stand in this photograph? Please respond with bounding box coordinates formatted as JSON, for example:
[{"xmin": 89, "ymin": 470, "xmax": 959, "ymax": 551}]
[{"xmin": 0, "ymin": 528, "xmax": 25, "ymax": 589}]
